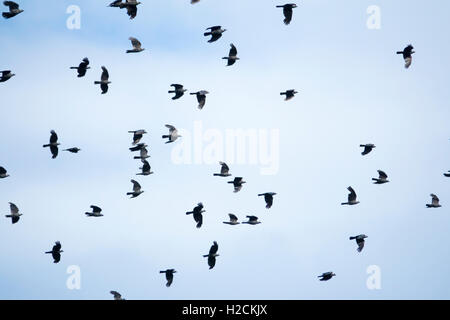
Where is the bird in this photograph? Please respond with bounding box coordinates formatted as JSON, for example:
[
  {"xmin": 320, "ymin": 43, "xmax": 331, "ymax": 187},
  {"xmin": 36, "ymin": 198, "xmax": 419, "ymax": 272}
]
[
  {"xmin": 204, "ymin": 26, "xmax": 226, "ymax": 43},
  {"xmin": 228, "ymin": 177, "xmax": 246, "ymax": 193},
  {"xmin": 0, "ymin": 166, "xmax": 9, "ymax": 178},
  {"xmin": 128, "ymin": 129, "xmax": 147, "ymax": 145},
  {"xmin": 349, "ymin": 234, "xmax": 368, "ymax": 252},
  {"xmin": 160, "ymin": 269, "xmax": 176, "ymax": 287},
  {"xmin": 162, "ymin": 124, "xmax": 181, "ymax": 143},
  {"xmin": 258, "ymin": 192, "xmax": 277, "ymax": 209},
  {"xmin": 186, "ymin": 202, "xmax": 204, "ymax": 228},
  {"xmin": 127, "ymin": 179, "xmax": 144, "ymax": 198},
  {"xmin": 117, "ymin": 0, "xmax": 141, "ymax": 19},
  {"xmin": 136, "ymin": 159, "xmax": 153, "ymax": 175},
  {"xmin": 2, "ymin": 1, "xmax": 23, "ymax": 19},
  {"xmin": 242, "ymin": 215, "xmax": 261, "ymax": 225},
  {"xmin": 70, "ymin": 58, "xmax": 90, "ymax": 77},
  {"xmin": 126, "ymin": 37, "xmax": 144, "ymax": 53},
  {"xmin": 42, "ymin": 130, "xmax": 60, "ymax": 159},
  {"xmin": 129, "ymin": 143, "xmax": 147, "ymax": 152},
  {"xmin": 360, "ymin": 143, "xmax": 375, "ymax": 156},
  {"xmin": 85, "ymin": 205, "xmax": 104, "ymax": 217},
  {"xmin": 222, "ymin": 44, "xmax": 239, "ymax": 66},
  {"xmin": 203, "ymin": 241, "xmax": 219, "ymax": 269},
  {"xmin": 426, "ymin": 194, "xmax": 441, "ymax": 208},
  {"xmin": 63, "ymin": 147, "xmax": 81, "ymax": 153},
  {"xmin": 110, "ymin": 291, "xmax": 125, "ymax": 300},
  {"xmin": 276, "ymin": 4, "xmax": 297, "ymax": 25},
  {"xmin": 396, "ymin": 44, "xmax": 415, "ymax": 69},
  {"xmin": 94, "ymin": 66, "xmax": 111, "ymax": 94},
  {"xmin": 443, "ymin": 171, "xmax": 450, "ymax": 177},
  {"xmin": 280, "ymin": 89, "xmax": 298, "ymax": 101},
  {"xmin": 190, "ymin": 91, "xmax": 209, "ymax": 109},
  {"xmin": 0, "ymin": 70, "xmax": 15, "ymax": 82},
  {"xmin": 213, "ymin": 162, "xmax": 231, "ymax": 177},
  {"xmin": 45, "ymin": 241, "xmax": 63, "ymax": 263},
  {"xmin": 223, "ymin": 214, "xmax": 240, "ymax": 225},
  {"xmin": 133, "ymin": 146, "xmax": 150, "ymax": 160},
  {"xmin": 168, "ymin": 84, "xmax": 187, "ymax": 100},
  {"xmin": 341, "ymin": 186, "xmax": 359, "ymax": 205},
  {"xmin": 318, "ymin": 272, "xmax": 336, "ymax": 281},
  {"xmin": 5, "ymin": 202, "xmax": 22, "ymax": 224},
  {"xmin": 372, "ymin": 170, "xmax": 389, "ymax": 184}
]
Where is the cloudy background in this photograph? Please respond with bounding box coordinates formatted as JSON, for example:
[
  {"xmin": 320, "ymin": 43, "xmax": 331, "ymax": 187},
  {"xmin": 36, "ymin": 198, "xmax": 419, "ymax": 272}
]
[{"xmin": 1, "ymin": 0, "xmax": 449, "ymax": 299}]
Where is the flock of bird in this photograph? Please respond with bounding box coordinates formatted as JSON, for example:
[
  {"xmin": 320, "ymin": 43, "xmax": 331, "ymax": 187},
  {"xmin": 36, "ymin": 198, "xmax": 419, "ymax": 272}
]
[{"xmin": 0, "ymin": 0, "xmax": 444, "ymax": 300}]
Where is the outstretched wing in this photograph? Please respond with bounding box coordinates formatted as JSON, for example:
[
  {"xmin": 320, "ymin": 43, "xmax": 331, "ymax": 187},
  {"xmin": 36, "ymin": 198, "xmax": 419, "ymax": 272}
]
[
  {"xmin": 129, "ymin": 37, "xmax": 142, "ymax": 50},
  {"xmin": 9, "ymin": 202, "xmax": 18, "ymax": 214}
]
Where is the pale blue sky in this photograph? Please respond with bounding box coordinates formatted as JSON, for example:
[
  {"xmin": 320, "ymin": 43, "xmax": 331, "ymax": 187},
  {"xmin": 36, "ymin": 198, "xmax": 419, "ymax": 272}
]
[{"xmin": 1, "ymin": 0, "xmax": 450, "ymax": 299}]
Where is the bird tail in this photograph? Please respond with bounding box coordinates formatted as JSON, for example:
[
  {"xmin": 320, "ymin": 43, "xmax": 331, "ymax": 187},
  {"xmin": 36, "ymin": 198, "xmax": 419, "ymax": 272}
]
[
  {"xmin": 349, "ymin": 236, "xmax": 356, "ymax": 240},
  {"xmin": 396, "ymin": 51, "xmax": 403, "ymax": 54}
]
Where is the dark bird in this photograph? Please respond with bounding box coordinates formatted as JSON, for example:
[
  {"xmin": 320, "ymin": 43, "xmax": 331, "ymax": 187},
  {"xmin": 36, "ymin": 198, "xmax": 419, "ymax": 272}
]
[
  {"xmin": 280, "ymin": 89, "xmax": 298, "ymax": 101},
  {"xmin": 341, "ymin": 186, "xmax": 359, "ymax": 205},
  {"xmin": 276, "ymin": 4, "xmax": 297, "ymax": 25},
  {"xmin": 318, "ymin": 272, "xmax": 336, "ymax": 281},
  {"xmin": 223, "ymin": 214, "xmax": 239, "ymax": 225},
  {"xmin": 186, "ymin": 202, "xmax": 204, "ymax": 228},
  {"xmin": 128, "ymin": 129, "xmax": 147, "ymax": 145},
  {"xmin": 443, "ymin": 171, "xmax": 450, "ymax": 177},
  {"xmin": 190, "ymin": 90, "xmax": 209, "ymax": 109},
  {"xmin": 126, "ymin": 37, "xmax": 145, "ymax": 53},
  {"xmin": 360, "ymin": 143, "xmax": 375, "ymax": 156},
  {"xmin": 203, "ymin": 241, "xmax": 219, "ymax": 269},
  {"xmin": 258, "ymin": 192, "xmax": 277, "ymax": 209},
  {"xmin": 136, "ymin": 159, "xmax": 153, "ymax": 175},
  {"xmin": 426, "ymin": 194, "xmax": 441, "ymax": 208},
  {"xmin": 85, "ymin": 205, "xmax": 103, "ymax": 217},
  {"xmin": 168, "ymin": 84, "xmax": 187, "ymax": 100},
  {"xmin": 204, "ymin": 26, "xmax": 226, "ymax": 43},
  {"xmin": 45, "ymin": 241, "xmax": 63, "ymax": 263},
  {"xmin": 228, "ymin": 177, "xmax": 246, "ymax": 193},
  {"xmin": 70, "ymin": 58, "xmax": 90, "ymax": 77},
  {"xmin": 162, "ymin": 124, "xmax": 181, "ymax": 143},
  {"xmin": 63, "ymin": 147, "xmax": 81, "ymax": 153},
  {"xmin": 127, "ymin": 179, "xmax": 144, "ymax": 198},
  {"xmin": 110, "ymin": 291, "xmax": 125, "ymax": 300},
  {"xmin": 349, "ymin": 234, "xmax": 368, "ymax": 252},
  {"xmin": 213, "ymin": 161, "xmax": 231, "ymax": 177},
  {"xmin": 222, "ymin": 43, "xmax": 239, "ymax": 66},
  {"xmin": 42, "ymin": 130, "xmax": 60, "ymax": 159},
  {"xmin": 0, "ymin": 70, "xmax": 15, "ymax": 82},
  {"xmin": 396, "ymin": 44, "xmax": 415, "ymax": 69},
  {"xmin": 5, "ymin": 202, "xmax": 22, "ymax": 224},
  {"xmin": 0, "ymin": 166, "xmax": 9, "ymax": 178},
  {"xmin": 2, "ymin": 1, "xmax": 23, "ymax": 19},
  {"xmin": 160, "ymin": 269, "xmax": 176, "ymax": 287},
  {"xmin": 129, "ymin": 143, "xmax": 147, "ymax": 152},
  {"xmin": 94, "ymin": 66, "xmax": 110, "ymax": 94},
  {"xmin": 372, "ymin": 170, "xmax": 389, "ymax": 184},
  {"xmin": 242, "ymin": 215, "xmax": 261, "ymax": 225}
]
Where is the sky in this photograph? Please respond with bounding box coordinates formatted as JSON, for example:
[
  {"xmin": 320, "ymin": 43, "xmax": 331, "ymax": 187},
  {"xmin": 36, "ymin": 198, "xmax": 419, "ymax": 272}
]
[{"xmin": 1, "ymin": 0, "xmax": 450, "ymax": 300}]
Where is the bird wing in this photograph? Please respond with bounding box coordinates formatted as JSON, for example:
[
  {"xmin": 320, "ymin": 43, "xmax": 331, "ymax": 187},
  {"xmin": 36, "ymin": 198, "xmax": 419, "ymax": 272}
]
[
  {"xmin": 220, "ymin": 162, "xmax": 229, "ymax": 174},
  {"xmin": 378, "ymin": 170, "xmax": 387, "ymax": 179},
  {"xmin": 431, "ymin": 194, "xmax": 439, "ymax": 205},
  {"xmin": 50, "ymin": 131, "xmax": 58, "ymax": 144},
  {"xmin": 229, "ymin": 43, "xmax": 237, "ymax": 56},
  {"xmin": 171, "ymin": 84, "xmax": 183, "ymax": 90},
  {"xmin": 129, "ymin": 37, "xmax": 142, "ymax": 50},
  {"xmin": 142, "ymin": 160, "xmax": 150, "ymax": 171},
  {"xmin": 209, "ymin": 241, "xmax": 218, "ymax": 255},
  {"xmin": 0, "ymin": 166, "xmax": 6, "ymax": 174},
  {"xmin": 110, "ymin": 291, "xmax": 122, "ymax": 299},
  {"xmin": 1, "ymin": 70, "xmax": 11, "ymax": 76},
  {"xmin": 206, "ymin": 26, "xmax": 221, "ymax": 31},
  {"xmin": 131, "ymin": 179, "xmax": 141, "ymax": 192},
  {"xmin": 348, "ymin": 186, "xmax": 356, "ymax": 202},
  {"xmin": 9, "ymin": 202, "xmax": 18, "ymax": 214},
  {"xmin": 127, "ymin": 5, "xmax": 137, "ymax": 19},
  {"xmin": 165, "ymin": 124, "xmax": 176, "ymax": 132},
  {"xmin": 4, "ymin": 1, "xmax": 19, "ymax": 10},
  {"xmin": 101, "ymin": 66, "xmax": 109, "ymax": 81},
  {"xmin": 91, "ymin": 205, "xmax": 102, "ymax": 213},
  {"xmin": 283, "ymin": 6, "xmax": 293, "ymax": 24},
  {"xmin": 209, "ymin": 33, "xmax": 222, "ymax": 42},
  {"xmin": 229, "ymin": 214, "xmax": 238, "ymax": 222},
  {"xmin": 50, "ymin": 146, "xmax": 59, "ymax": 158}
]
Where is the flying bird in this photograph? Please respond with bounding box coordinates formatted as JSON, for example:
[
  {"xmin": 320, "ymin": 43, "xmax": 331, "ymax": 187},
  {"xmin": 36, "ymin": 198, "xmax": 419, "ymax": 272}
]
[
  {"xmin": 204, "ymin": 26, "xmax": 226, "ymax": 43},
  {"xmin": 349, "ymin": 234, "xmax": 368, "ymax": 252},
  {"xmin": 396, "ymin": 44, "xmax": 415, "ymax": 69},
  {"xmin": 186, "ymin": 202, "xmax": 204, "ymax": 228},
  {"xmin": 110, "ymin": 291, "xmax": 125, "ymax": 300},
  {"xmin": 426, "ymin": 194, "xmax": 441, "ymax": 208},
  {"xmin": 0, "ymin": 70, "xmax": 15, "ymax": 82},
  {"xmin": 136, "ymin": 159, "xmax": 153, "ymax": 175},
  {"xmin": 0, "ymin": 166, "xmax": 9, "ymax": 178},
  {"xmin": 42, "ymin": 130, "xmax": 60, "ymax": 159},
  {"xmin": 280, "ymin": 89, "xmax": 298, "ymax": 101},
  {"xmin": 126, "ymin": 37, "xmax": 145, "ymax": 53},
  {"xmin": 127, "ymin": 179, "xmax": 144, "ymax": 198},
  {"xmin": 360, "ymin": 143, "xmax": 375, "ymax": 156},
  {"xmin": 341, "ymin": 186, "xmax": 359, "ymax": 205},
  {"xmin": 222, "ymin": 44, "xmax": 239, "ymax": 66},
  {"xmin": 2, "ymin": 1, "xmax": 23, "ymax": 19},
  {"xmin": 443, "ymin": 171, "xmax": 450, "ymax": 177},
  {"xmin": 162, "ymin": 124, "xmax": 181, "ymax": 143},
  {"xmin": 128, "ymin": 129, "xmax": 147, "ymax": 145},
  {"xmin": 45, "ymin": 241, "xmax": 63, "ymax": 263},
  {"xmin": 190, "ymin": 90, "xmax": 209, "ymax": 109},
  {"xmin": 258, "ymin": 192, "xmax": 277, "ymax": 209},
  {"xmin": 168, "ymin": 84, "xmax": 187, "ymax": 100},
  {"xmin": 94, "ymin": 66, "xmax": 111, "ymax": 94},
  {"xmin": 223, "ymin": 214, "xmax": 239, "ymax": 225},
  {"xmin": 160, "ymin": 269, "xmax": 176, "ymax": 287},
  {"xmin": 318, "ymin": 272, "xmax": 336, "ymax": 281},
  {"xmin": 242, "ymin": 215, "xmax": 261, "ymax": 225},
  {"xmin": 63, "ymin": 147, "xmax": 81, "ymax": 153},
  {"xmin": 228, "ymin": 177, "xmax": 246, "ymax": 193},
  {"xmin": 372, "ymin": 170, "xmax": 389, "ymax": 184},
  {"xmin": 213, "ymin": 162, "xmax": 231, "ymax": 177},
  {"xmin": 276, "ymin": 4, "xmax": 297, "ymax": 25},
  {"xmin": 85, "ymin": 205, "xmax": 104, "ymax": 217},
  {"xmin": 5, "ymin": 202, "xmax": 22, "ymax": 224},
  {"xmin": 203, "ymin": 241, "xmax": 219, "ymax": 269},
  {"xmin": 70, "ymin": 58, "xmax": 90, "ymax": 77}
]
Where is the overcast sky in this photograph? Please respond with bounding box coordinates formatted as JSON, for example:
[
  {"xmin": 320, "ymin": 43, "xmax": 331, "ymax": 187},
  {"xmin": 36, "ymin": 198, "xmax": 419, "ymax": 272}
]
[{"xmin": 1, "ymin": 0, "xmax": 450, "ymax": 299}]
